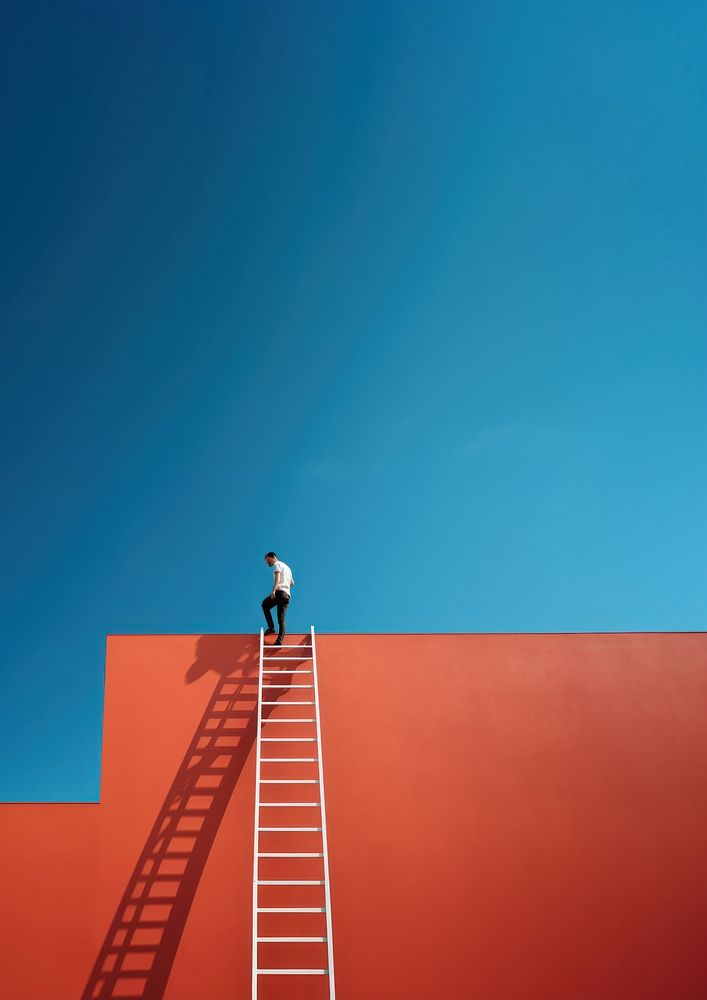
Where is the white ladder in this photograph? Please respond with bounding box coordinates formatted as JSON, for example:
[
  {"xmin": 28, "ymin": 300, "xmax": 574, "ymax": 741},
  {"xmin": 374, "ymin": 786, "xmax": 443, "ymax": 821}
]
[{"xmin": 251, "ymin": 625, "xmax": 336, "ymax": 997}]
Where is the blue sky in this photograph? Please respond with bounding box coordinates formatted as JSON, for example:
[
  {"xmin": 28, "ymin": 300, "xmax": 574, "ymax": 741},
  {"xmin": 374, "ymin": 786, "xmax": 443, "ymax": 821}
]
[{"xmin": 1, "ymin": 1, "xmax": 705, "ymax": 800}]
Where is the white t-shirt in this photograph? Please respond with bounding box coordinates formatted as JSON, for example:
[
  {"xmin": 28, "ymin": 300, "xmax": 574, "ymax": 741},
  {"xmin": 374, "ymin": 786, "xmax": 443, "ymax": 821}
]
[{"xmin": 272, "ymin": 560, "xmax": 293, "ymax": 595}]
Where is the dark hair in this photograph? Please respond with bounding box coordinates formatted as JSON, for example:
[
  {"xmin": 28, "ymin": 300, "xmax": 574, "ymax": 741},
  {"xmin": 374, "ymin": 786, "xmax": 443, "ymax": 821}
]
[{"xmin": 265, "ymin": 551, "xmax": 277, "ymax": 559}]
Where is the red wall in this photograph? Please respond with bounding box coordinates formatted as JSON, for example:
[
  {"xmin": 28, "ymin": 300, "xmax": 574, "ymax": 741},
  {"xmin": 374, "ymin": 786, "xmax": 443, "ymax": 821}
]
[{"xmin": 1, "ymin": 632, "xmax": 707, "ymax": 999}]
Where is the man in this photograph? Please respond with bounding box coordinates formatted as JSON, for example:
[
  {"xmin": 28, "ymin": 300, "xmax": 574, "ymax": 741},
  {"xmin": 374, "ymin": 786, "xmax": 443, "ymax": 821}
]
[{"xmin": 261, "ymin": 552, "xmax": 294, "ymax": 645}]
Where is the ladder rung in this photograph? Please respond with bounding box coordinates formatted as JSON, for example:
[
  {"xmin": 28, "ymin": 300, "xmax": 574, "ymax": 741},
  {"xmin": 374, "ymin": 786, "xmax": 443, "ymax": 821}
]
[
  {"xmin": 258, "ymin": 937, "xmax": 327, "ymax": 943},
  {"xmin": 262, "ymin": 656, "xmax": 313, "ymax": 660},
  {"xmin": 258, "ymin": 853, "xmax": 323, "ymax": 858},
  {"xmin": 262, "ymin": 670, "xmax": 312, "ymax": 674},
  {"xmin": 261, "ymin": 738, "xmax": 317, "ymax": 742},
  {"xmin": 259, "ymin": 779, "xmax": 318, "ymax": 784},
  {"xmin": 257, "ymin": 907, "xmax": 326, "ymax": 913},
  {"xmin": 263, "ymin": 685, "xmax": 314, "ymax": 689},
  {"xmin": 262, "ymin": 718, "xmax": 315, "ymax": 723},
  {"xmin": 262, "ymin": 701, "xmax": 314, "ymax": 705},
  {"xmin": 262, "ymin": 757, "xmax": 318, "ymax": 762},
  {"xmin": 260, "ymin": 802, "xmax": 320, "ymax": 807},
  {"xmin": 257, "ymin": 969, "xmax": 329, "ymax": 975},
  {"xmin": 258, "ymin": 827, "xmax": 322, "ymax": 832},
  {"xmin": 257, "ymin": 878, "xmax": 325, "ymax": 883},
  {"xmin": 268, "ymin": 644, "xmax": 312, "ymax": 648}
]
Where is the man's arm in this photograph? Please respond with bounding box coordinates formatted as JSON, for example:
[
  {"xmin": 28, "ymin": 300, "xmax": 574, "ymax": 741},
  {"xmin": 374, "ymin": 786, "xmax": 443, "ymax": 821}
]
[{"xmin": 271, "ymin": 570, "xmax": 281, "ymax": 598}]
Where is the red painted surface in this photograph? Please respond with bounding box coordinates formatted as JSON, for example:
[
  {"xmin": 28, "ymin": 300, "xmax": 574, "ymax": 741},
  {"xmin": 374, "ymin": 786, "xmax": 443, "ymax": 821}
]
[{"xmin": 1, "ymin": 633, "xmax": 707, "ymax": 999}]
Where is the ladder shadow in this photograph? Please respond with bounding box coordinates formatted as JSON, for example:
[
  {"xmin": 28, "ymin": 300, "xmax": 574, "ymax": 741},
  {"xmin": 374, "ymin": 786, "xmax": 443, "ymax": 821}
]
[{"xmin": 81, "ymin": 635, "xmax": 301, "ymax": 1000}]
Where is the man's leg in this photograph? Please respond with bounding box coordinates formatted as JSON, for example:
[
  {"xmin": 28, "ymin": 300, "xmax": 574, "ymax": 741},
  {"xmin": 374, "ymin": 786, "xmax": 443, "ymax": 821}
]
[
  {"xmin": 275, "ymin": 592, "xmax": 290, "ymax": 642},
  {"xmin": 262, "ymin": 595, "xmax": 277, "ymax": 633}
]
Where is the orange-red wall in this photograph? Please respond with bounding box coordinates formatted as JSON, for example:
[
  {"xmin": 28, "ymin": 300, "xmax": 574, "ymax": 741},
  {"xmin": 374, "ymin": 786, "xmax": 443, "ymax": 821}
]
[{"xmin": 1, "ymin": 633, "xmax": 707, "ymax": 999}]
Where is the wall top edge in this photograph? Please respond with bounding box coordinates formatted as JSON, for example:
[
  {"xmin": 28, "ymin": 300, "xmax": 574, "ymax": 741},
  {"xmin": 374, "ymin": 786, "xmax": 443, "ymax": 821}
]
[{"xmin": 104, "ymin": 630, "xmax": 707, "ymax": 638}]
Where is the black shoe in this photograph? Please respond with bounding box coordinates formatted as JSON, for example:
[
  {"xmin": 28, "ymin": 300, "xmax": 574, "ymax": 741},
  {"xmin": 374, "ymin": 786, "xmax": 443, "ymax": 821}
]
[
  {"xmin": 264, "ymin": 627, "xmax": 276, "ymax": 636},
  {"xmin": 274, "ymin": 638, "xmax": 284, "ymax": 646}
]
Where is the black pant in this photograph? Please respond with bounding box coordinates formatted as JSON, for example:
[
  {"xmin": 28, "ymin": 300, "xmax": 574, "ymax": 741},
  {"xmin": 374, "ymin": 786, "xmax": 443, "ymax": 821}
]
[{"xmin": 262, "ymin": 590, "xmax": 290, "ymax": 640}]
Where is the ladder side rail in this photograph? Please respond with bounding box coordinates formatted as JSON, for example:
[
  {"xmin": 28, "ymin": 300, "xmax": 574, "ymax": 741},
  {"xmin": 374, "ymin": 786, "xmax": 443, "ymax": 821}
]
[
  {"xmin": 251, "ymin": 627, "xmax": 265, "ymax": 1000},
  {"xmin": 311, "ymin": 625, "xmax": 336, "ymax": 997}
]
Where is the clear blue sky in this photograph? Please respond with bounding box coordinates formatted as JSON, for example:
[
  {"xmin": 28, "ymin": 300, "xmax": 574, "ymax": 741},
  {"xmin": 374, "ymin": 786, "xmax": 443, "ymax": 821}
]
[{"xmin": 1, "ymin": 1, "xmax": 705, "ymax": 800}]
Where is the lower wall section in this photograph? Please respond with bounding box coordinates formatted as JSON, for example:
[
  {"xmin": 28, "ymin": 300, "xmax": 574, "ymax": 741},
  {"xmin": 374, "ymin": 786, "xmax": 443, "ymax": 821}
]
[{"xmin": 1, "ymin": 632, "xmax": 706, "ymax": 999}]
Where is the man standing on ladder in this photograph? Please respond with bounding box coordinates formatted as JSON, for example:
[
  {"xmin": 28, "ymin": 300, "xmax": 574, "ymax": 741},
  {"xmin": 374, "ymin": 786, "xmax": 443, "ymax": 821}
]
[{"xmin": 261, "ymin": 551, "xmax": 294, "ymax": 645}]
